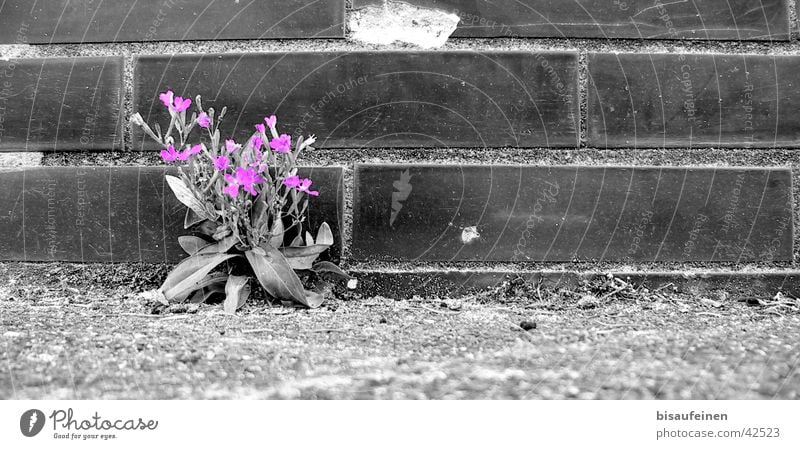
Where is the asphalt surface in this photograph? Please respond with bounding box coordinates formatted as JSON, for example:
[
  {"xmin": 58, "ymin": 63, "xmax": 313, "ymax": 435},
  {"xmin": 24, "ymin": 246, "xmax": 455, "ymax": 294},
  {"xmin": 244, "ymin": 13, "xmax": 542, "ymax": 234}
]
[{"xmin": 1, "ymin": 278, "xmax": 798, "ymax": 400}]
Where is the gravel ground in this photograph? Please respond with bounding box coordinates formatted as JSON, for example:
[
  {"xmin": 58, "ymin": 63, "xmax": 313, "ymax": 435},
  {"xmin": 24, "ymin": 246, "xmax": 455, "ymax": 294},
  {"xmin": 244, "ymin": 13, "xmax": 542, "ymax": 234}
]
[{"xmin": 1, "ymin": 268, "xmax": 798, "ymax": 400}]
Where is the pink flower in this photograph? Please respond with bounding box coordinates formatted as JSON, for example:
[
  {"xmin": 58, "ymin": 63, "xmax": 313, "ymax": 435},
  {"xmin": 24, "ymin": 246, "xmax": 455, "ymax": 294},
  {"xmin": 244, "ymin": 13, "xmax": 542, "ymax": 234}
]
[
  {"xmin": 222, "ymin": 177, "xmax": 239, "ymax": 198},
  {"xmin": 197, "ymin": 112, "xmax": 211, "ymax": 128},
  {"xmin": 297, "ymin": 178, "xmax": 320, "ymax": 196},
  {"xmin": 264, "ymin": 115, "xmax": 277, "ymax": 129},
  {"xmin": 250, "ymin": 135, "xmax": 263, "ymax": 150},
  {"xmin": 255, "ymin": 123, "xmax": 266, "ymax": 134},
  {"xmin": 172, "ymin": 96, "xmax": 192, "ymax": 113},
  {"xmin": 159, "ymin": 90, "xmax": 192, "ymax": 113},
  {"xmin": 269, "ymin": 134, "xmax": 291, "ymax": 153},
  {"xmin": 247, "ymin": 135, "xmax": 264, "ymax": 163},
  {"xmin": 224, "ymin": 139, "xmax": 239, "ymax": 153},
  {"xmin": 160, "ymin": 144, "xmax": 179, "ymax": 162},
  {"xmin": 177, "ymin": 144, "xmax": 202, "ymax": 161},
  {"xmin": 212, "ymin": 155, "xmax": 229, "ymax": 171},
  {"xmin": 283, "ymin": 175, "xmax": 301, "ymax": 188},
  {"xmin": 159, "ymin": 90, "xmax": 174, "ymax": 109},
  {"xmin": 283, "ymin": 175, "xmax": 319, "ymax": 196},
  {"xmin": 223, "ymin": 167, "xmax": 264, "ymax": 198}
]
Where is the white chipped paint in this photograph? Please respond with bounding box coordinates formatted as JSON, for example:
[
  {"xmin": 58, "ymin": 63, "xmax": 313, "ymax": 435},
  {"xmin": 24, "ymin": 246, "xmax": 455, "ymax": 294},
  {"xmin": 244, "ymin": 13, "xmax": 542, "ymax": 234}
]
[
  {"xmin": 0, "ymin": 45, "xmax": 31, "ymax": 61},
  {"xmin": 0, "ymin": 153, "xmax": 43, "ymax": 166},
  {"xmin": 349, "ymin": 1, "xmax": 460, "ymax": 49},
  {"xmin": 461, "ymin": 226, "xmax": 480, "ymax": 244}
]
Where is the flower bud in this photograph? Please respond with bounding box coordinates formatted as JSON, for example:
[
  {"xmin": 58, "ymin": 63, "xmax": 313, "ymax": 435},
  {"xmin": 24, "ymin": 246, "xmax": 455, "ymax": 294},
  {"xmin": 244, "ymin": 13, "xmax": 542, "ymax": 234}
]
[
  {"xmin": 302, "ymin": 135, "xmax": 317, "ymax": 148},
  {"xmin": 130, "ymin": 112, "xmax": 145, "ymax": 127}
]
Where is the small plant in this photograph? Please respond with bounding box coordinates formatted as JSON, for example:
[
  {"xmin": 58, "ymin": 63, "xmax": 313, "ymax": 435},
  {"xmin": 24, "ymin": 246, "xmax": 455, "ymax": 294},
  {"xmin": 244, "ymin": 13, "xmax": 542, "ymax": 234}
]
[{"xmin": 131, "ymin": 91, "xmax": 347, "ymax": 312}]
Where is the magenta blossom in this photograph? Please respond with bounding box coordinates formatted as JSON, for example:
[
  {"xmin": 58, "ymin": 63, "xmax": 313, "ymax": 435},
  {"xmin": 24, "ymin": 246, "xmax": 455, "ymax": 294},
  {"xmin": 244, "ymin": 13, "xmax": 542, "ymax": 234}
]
[
  {"xmin": 265, "ymin": 115, "xmax": 277, "ymax": 129},
  {"xmin": 177, "ymin": 144, "xmax": 202, "ymax": 161},
  {"xmin": 255, "ymin": 123, "xmax": 266, "ymax": 134},
  {"xmin": 159, "ymin": 90, "xmax": 174, "ymax": 108},
  {"xmin": 250, "ymin": 135, "xmax": 263, "ymax": 150},
  {"xmin": 160, "ymin": 144, "xmax": 179, "ymax": 162},
  {"xmin": 213, "ymin": 155, "xmax": 229, "ymax": 171},
  {"xmin": 173, "ymin": 96, "xmax": 191, "ymax": 113},
  {"xmin": 283, "ymin": 175, "xmax": 319, "ymax": 196},
  {"xmin": 247, "ymin": 135, "xmax": 264, "ymax": 164},
  {"xmin": 159, "ymin": 90, "xmax": 191, "ymax": 113},
  {"xmin": 283, "ymin": 175, "xmax": 301, "ymax": 188},
  {"xmin": 223, "ymin": 167, "xmax": 265, "ymax": 198},
  {"xmin": 222, "ymin": 179, "xmax": 239, "ymax": 198},
  {"xmin": 197, "ymin": 112, "xmax": 211, "ymax": 128},
  {"xmin": 297, "ymin": 178, "xmax": 320, "ymax": 196},
  {"xmin": 224, "ymin": 139, "xmax": 239, "ymax": 153},
  {"xmin": 270, "ymin": 134, "xmax": 291, "ymax": 153}
]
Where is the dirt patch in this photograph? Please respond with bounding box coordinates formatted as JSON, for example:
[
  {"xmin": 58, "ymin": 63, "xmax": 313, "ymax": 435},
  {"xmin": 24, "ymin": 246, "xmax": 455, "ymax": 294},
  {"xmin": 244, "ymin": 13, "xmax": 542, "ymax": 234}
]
[{"xmin": 1, "ymin": 271, "xmax": 797, "ymax": 399}]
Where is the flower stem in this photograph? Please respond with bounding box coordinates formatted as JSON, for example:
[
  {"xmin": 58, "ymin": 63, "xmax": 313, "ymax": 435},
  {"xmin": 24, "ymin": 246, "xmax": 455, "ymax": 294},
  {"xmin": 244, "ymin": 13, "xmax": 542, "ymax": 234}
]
[{"xmin": 203, "ymin": 171, "xmax": 220, "ymax": 193}]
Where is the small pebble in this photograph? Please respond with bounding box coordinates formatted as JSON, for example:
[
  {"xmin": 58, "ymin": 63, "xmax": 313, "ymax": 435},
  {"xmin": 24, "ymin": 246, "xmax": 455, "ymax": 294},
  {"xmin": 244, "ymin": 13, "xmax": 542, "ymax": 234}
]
[
  {"xmin": 443, "ymin": 300, "xmax": 463, "ymax": 311},
  {"xmin": 577, "ymin": 294, "xmax": 599, "ymax": 309},
  {"xmin": 519, "ymin": 321, "xmax": 537, "ymax": 331},
  {"xmin": 745, "ymin": 297, "xmax": 764, "ymax": 307},
  {"xmin": 700, "ymin": 297, "xmax": 723, "ymax": 308},
  {"xmin": 178, "ymin": 352, "xmax": 202, "ymax": 364}
]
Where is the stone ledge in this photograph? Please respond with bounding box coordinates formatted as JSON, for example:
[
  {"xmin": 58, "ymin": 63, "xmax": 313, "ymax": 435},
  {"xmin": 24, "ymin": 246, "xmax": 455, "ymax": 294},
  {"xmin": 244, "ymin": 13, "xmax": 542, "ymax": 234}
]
[{"xmin": 351, "ymin": 270, "xmax": 800, "ymax": 298}]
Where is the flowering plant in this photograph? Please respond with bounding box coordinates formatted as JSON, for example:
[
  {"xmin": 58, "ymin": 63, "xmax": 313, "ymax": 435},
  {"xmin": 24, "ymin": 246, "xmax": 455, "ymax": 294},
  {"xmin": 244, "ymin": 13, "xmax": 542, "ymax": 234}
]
[{"xmin": 131, "ymin": 92, "xmax": 347, "ymax": 312}]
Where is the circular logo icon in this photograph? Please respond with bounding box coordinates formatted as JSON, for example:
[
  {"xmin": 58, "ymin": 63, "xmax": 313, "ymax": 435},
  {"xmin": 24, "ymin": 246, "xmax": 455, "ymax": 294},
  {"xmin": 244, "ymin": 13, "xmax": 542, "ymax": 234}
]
[{"xmin": 20, "ymin": 409, "xmax": 45, "ymax": 437}]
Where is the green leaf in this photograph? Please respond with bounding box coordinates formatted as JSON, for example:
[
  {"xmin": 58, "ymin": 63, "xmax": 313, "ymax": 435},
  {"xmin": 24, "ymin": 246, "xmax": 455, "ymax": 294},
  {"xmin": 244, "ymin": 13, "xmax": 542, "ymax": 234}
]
[
  {"xmin": 245, "ymin": 244, "xmax": 309, "ymax": 306},
  {"xmin": 302, "ymin": 289, "xmax": 325, "ymax": 308},
  {"xmin": 196, "ymin": 234, "xmax": 238, "ymax": 255},
  {"xmin": 165, "ymin": 175, "xmax": 213, "ymax": 220},
  {"xmin": 188, "ymin": 290, "xmax": 204, "ymax": 304},
  {"xmin": 178, "ymin": 236, "xmax": 210, "ymax": 255},
  {"xmin": 289, "ymin": 189, "xmax": 300, "ymax": 215},
  {"xmin": 212, "ymin": 225, "xmax": 232, "ymax": 241},
  {"xmin": 211, "ymin": 129, "xmax": 220, "ymax": 152},
  {"xmin": 299, "ymin": 198, "xmax": 308, "ymax": 218},
  {"xmin": 251, "ymin": 191, "xmax": 268, "ymax": 230},
  {"xmin": 223, "ymin": 275, "xmax": 251, "ymax": 314},
  {"xmin": 315, "ymin": 222, "xmax": 334, "ymax": 246},
  {"xmin": 185, "ymin": 207, "xmax": 205, "ymax": 229},
  {"xmin": 177, "ymin": 272, "xmax": 228, "ymax": 303},
  {"xmin": 280, "ymin": 245, "xmax": 330, "ymax": 270},
  {"xmin": 188, "ymin": 282, "xmax": 225, "ymax": 304},
  {"xmin": 289, "ymin": 234, "xmax": 304, "ymax": 247},
  {"xmin": 160, "ymin": 253, "xmax": 239, "ymax": 302},
  {"xmin": 270, "ymin": 219, "xmax": 284, "ymax": 248},
  {"xmin": 186, "ymin": 112, "xmax": 197, "ymax": 135},
  {"xmin": 180, "ymin": 234, "xmax": 238, "ymax": 258},
  {"xmin": 312, "ymin": 261, "xmax": 349, "ymax": 281},
  {"xmin": 195, "ymin": 220, "xmax": 218, "ymax": 237},
  {"xmin": 305, "ymin": 231, "xmax": 315, "ymax": 246}
]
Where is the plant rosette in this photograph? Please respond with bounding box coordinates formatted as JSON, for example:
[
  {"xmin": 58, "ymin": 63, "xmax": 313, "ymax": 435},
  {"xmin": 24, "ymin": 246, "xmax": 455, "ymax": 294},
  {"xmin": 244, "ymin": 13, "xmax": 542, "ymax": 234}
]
[{"xmin": 131, "ymin": 92, "xmax": 348, "ymax": 313}]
